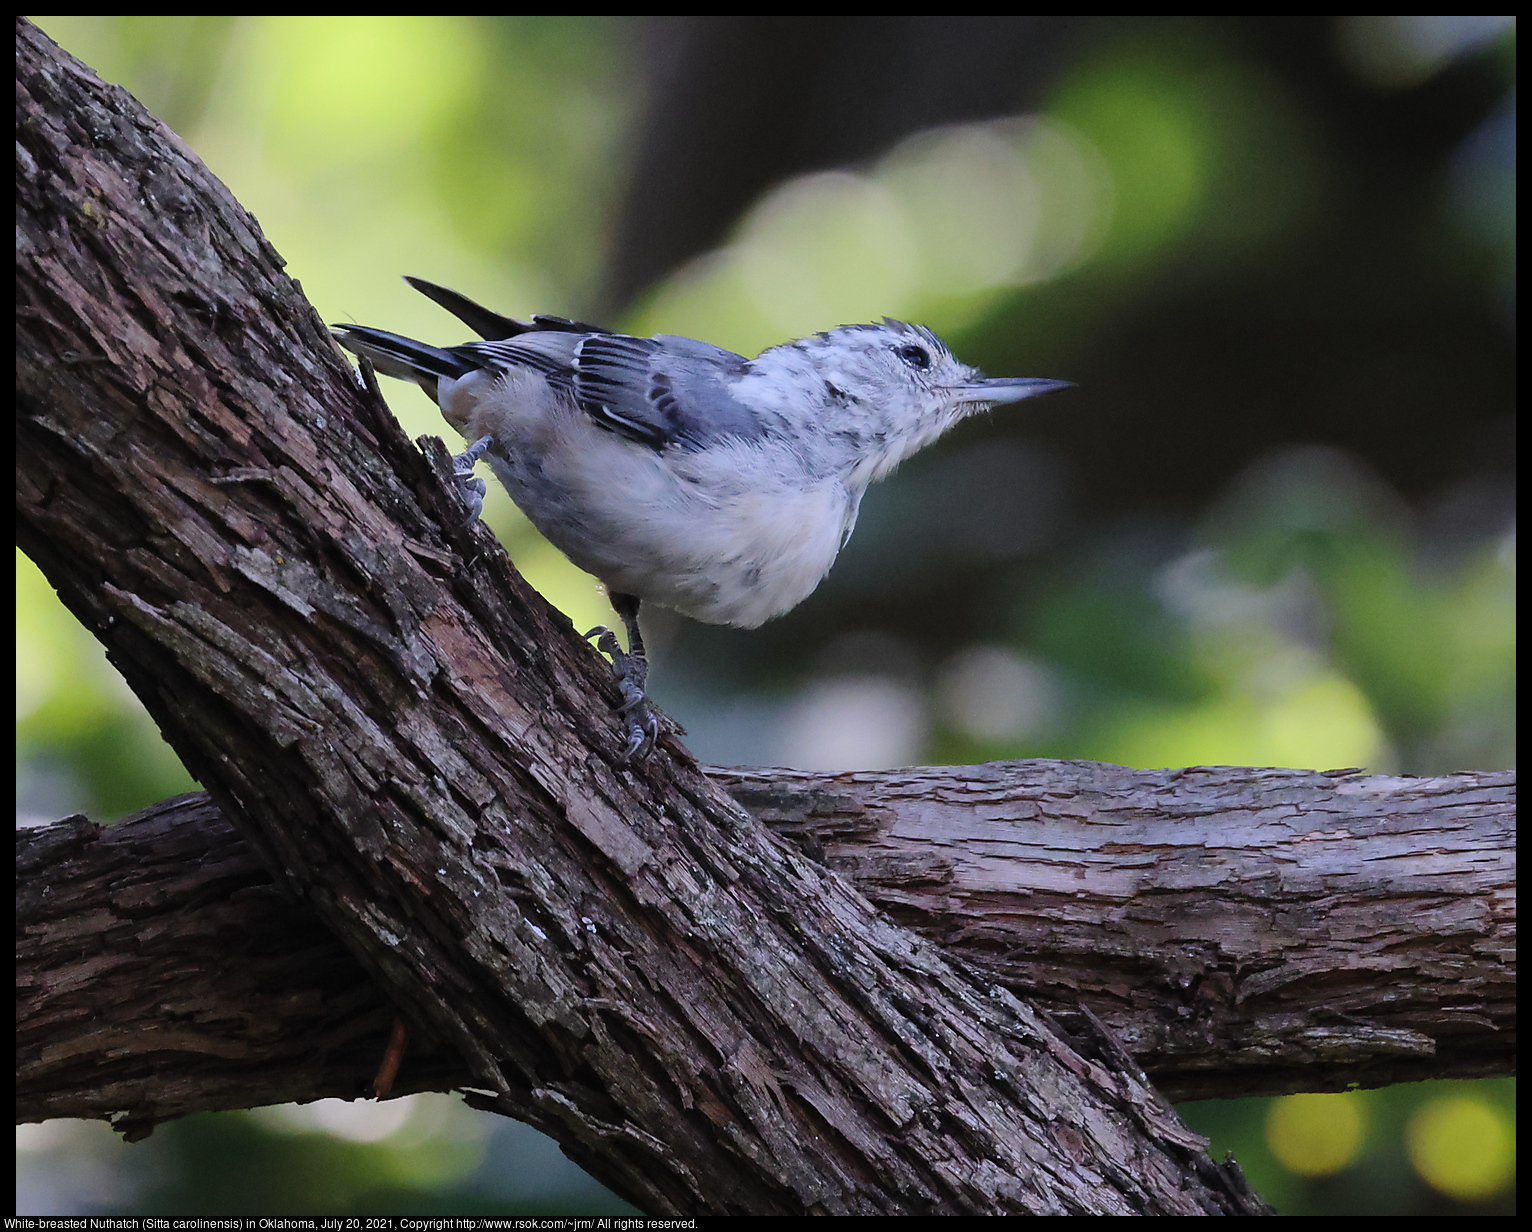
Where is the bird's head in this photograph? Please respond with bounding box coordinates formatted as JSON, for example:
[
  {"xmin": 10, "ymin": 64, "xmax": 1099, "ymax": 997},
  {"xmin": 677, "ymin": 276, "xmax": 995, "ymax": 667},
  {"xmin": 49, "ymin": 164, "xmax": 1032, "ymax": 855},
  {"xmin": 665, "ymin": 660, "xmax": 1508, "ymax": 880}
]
[{"xmin": 750, "ymin": 320, "xmax": 1070, "ymax": 485}]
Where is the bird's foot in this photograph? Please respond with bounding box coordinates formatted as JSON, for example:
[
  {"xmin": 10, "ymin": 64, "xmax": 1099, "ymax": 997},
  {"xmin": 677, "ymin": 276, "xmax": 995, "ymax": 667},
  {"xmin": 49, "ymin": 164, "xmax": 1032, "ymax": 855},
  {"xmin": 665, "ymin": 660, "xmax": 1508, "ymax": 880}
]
[
  {"xmin": 584, "ymin": 624, "xmax": 658, "ymax": 762},
  {"xmin": 450, "ymin": 435, "xmax": 493, "ymax": 524}
]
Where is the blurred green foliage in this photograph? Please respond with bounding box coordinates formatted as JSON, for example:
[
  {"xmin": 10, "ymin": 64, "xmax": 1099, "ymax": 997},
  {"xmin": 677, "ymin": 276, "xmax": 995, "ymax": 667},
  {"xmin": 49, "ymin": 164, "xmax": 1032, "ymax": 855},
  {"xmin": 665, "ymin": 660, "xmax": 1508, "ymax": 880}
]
[
  {"xmin": 20, "ymin": 14, "xmax": 1513, "ymax": 1219},
  {"xmin": 919, "ymin": 446, "xmax": 1515, "ymax": 776}
]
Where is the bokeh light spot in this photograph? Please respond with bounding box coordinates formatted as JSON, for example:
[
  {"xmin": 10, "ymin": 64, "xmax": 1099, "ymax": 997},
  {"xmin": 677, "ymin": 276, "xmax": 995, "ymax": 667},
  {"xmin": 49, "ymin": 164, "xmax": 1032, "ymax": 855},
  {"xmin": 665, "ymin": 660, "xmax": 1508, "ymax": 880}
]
[
  {"xmin": 1405, "ymin": 1096, "xmax": 1515, "ymax": 1202},
  {"xmin": 1265, "ymin": 1092, "xmax": 1366, "ymax": 1176}
]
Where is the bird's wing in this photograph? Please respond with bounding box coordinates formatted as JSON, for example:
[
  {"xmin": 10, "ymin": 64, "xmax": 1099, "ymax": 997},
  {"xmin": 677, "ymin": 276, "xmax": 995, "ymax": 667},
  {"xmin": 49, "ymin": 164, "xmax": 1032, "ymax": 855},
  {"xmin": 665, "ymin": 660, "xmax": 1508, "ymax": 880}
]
[
  {"xmin": 466, "ymin": 330, "xmax": 763, "ymax": 452},
  {"xmin": 347, "ymin": 275, "xmax": 766, "ymax": 452}
]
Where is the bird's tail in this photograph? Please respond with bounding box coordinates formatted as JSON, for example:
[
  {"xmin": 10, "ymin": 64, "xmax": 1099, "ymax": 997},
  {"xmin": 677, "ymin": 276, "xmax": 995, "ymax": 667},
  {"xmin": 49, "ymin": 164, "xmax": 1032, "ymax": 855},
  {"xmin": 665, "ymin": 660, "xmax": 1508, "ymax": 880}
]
[{"xmin": 331, "ymin": 324, "xmax": 474, "ymax": 403}]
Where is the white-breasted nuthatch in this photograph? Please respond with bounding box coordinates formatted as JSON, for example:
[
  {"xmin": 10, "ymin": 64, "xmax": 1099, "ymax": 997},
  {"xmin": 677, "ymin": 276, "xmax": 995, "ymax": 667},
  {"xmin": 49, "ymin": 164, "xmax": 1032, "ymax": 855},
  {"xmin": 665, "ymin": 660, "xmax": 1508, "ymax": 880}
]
[{"xmin": 334, "ymin": 278, "xmax": 1070, "ymax": 760}]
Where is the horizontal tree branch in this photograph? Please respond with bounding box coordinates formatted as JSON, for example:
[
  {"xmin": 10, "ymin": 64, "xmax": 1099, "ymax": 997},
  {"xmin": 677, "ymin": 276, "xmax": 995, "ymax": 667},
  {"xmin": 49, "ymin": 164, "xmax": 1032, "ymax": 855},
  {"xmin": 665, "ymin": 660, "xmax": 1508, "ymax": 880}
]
[
  {"xmin": 19, "ymin": 762, "xmax": 1513, "ymax": 1131},
  {"xmin": 731, "ymin": 762, "xmax": 1515, "ymax": 1100}
]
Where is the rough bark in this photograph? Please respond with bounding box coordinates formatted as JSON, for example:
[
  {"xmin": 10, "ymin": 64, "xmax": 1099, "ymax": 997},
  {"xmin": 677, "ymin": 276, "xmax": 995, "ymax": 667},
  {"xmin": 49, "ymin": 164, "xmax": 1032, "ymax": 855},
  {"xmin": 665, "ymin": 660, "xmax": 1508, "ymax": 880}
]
[
  {"xmin": 17, "ymin": 19, "xmax": 1270, "ymax": 1215},
  {"xmin": 725, "ymin": 763, "xmax": 1514, "ymax": 1101},
  {"xmin": 17, "ymin": 765, "xmax": 1515, "ymax": 1132},
  {"xmin": 17, "ymin": 797, "xmax": 467, "ymax": 1134}
]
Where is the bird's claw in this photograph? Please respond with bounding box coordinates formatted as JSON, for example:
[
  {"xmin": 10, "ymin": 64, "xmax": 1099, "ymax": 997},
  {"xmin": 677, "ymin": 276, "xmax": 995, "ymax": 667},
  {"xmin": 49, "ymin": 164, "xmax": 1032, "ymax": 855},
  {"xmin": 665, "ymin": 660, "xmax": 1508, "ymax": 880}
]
[
  {"xmin": 585, "ymin": 623, "xmax": 657, "ymax": 763},
  {"xmin": 450, "ymin": 435, "xmax": 493, "ymax": 524},
  {"xmin": 618, "ymin": 704, "xmax": 659, "ymax": 763}
]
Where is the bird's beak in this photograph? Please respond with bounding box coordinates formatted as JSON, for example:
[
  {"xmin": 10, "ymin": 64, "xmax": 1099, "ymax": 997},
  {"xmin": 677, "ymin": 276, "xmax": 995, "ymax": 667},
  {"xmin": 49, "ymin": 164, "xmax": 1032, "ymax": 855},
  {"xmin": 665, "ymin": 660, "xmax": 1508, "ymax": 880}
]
[{"xmin": 947, "ymin": 377, "xmax": 1073, "ymax": 405}]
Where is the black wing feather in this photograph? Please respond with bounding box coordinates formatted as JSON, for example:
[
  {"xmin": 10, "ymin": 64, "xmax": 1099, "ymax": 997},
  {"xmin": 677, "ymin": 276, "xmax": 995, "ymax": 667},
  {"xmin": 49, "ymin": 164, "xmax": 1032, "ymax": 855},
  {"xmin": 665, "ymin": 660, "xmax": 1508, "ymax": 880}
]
[{"xmin": 573, "ymin": 335, "xmax": 680, "ymax": 449}]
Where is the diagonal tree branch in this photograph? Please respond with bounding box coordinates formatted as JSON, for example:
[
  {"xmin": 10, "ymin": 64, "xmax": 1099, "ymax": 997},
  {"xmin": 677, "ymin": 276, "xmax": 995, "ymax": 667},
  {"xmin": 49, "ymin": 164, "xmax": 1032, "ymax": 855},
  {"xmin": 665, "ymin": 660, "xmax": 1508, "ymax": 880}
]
[{"xmin": 17, "ymin": 18, "xmax": 1270, "ymax": 1215}]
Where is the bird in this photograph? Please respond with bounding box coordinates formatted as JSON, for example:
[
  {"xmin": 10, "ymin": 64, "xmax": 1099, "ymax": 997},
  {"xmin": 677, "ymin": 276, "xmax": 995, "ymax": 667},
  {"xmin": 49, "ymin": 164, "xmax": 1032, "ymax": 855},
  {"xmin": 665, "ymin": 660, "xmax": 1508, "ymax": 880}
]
[{"xmin": 333, "ymin": 277, "xmax": 1070, "ymax": 761}]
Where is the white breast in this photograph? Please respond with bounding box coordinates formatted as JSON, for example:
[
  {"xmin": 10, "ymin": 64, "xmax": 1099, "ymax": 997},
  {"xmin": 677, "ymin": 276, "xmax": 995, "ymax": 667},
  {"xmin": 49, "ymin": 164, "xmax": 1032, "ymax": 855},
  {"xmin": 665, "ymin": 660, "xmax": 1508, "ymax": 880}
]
[{"xmin": 445, "ymin": 371, "xmax": 853, "ymax": 628}]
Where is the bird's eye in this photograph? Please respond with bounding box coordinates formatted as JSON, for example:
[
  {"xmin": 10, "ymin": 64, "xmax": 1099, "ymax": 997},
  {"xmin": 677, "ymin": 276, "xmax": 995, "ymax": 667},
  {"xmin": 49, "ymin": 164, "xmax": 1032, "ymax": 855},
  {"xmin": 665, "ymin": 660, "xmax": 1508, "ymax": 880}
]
[{"xmin": 896, "ymin": 344, "xmax": 931, "ymax": 369}]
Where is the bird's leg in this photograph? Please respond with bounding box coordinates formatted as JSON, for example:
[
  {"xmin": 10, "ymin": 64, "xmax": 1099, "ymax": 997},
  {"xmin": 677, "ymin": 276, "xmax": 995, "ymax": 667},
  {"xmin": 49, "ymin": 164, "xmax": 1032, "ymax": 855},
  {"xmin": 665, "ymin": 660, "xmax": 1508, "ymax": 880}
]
[
  {"xmin": 450, "ymin": 434, "xmax": 493, "ymax": 523},
  {"xmin": 585, "ymin": 591, "xmax": 658, "ymax": 762}
]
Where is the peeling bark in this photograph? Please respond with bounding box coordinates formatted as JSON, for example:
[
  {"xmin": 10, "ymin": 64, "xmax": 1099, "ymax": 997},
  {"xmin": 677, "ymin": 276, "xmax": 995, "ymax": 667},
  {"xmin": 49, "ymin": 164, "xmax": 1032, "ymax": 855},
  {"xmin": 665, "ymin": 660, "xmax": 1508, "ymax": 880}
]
[{"xmin": 17, "ymin": 18, "xmax": 1274, "ymax": 1214}]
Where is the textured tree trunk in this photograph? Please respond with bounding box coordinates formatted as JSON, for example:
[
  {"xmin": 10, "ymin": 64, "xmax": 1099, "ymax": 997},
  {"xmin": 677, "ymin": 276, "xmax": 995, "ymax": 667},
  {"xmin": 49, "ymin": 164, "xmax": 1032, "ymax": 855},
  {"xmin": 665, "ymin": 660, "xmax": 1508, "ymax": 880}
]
[
  {"xmin": 18, "ymin": 18, "xmax": 1271, "ymax": 1215},
  {"xmin": 18, "ymin": 764, "xmax": 1514, "ymax": 1134}
]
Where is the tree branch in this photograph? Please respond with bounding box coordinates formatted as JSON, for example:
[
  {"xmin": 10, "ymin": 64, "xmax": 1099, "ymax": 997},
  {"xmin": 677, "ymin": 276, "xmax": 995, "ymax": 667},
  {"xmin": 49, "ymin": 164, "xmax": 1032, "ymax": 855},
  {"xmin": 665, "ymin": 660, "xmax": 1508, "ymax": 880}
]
[
  {"xmin": 17, "ymin": 18, "xmax": 1271, "ymax": 1214},
  {"xmin": 725, "ymin": 762, "xmax": 1514, "ymax": 1100},
  {"xmin": 18, "ymin": 765, "xmax": 1514, "ymax": 1132}
]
